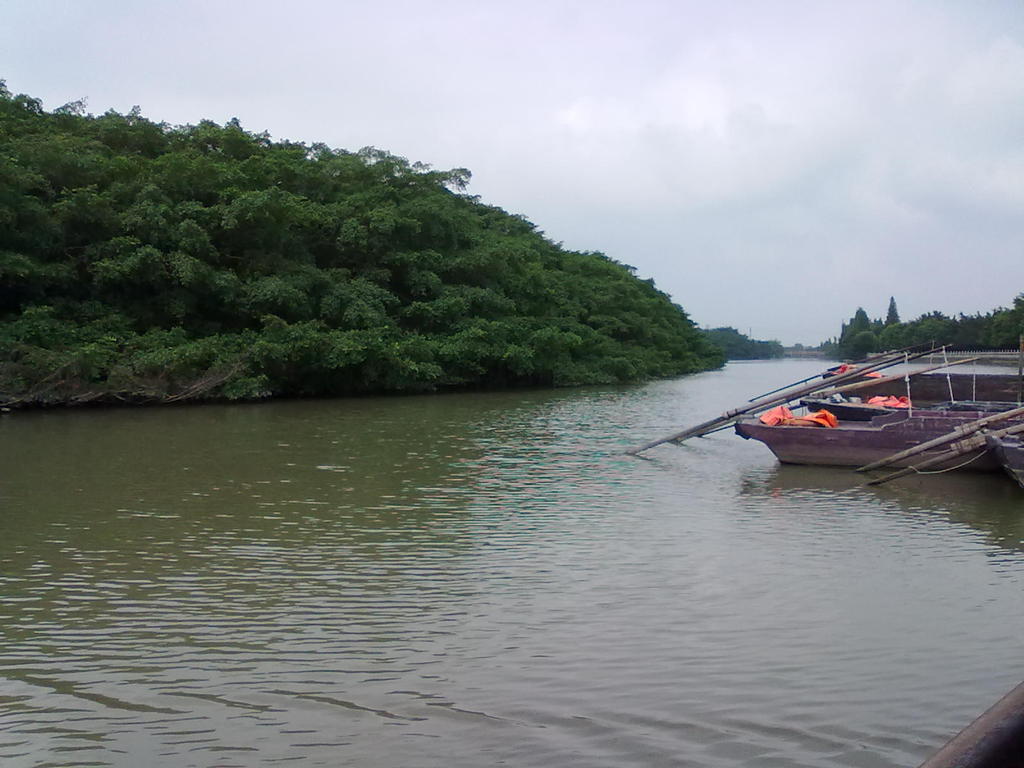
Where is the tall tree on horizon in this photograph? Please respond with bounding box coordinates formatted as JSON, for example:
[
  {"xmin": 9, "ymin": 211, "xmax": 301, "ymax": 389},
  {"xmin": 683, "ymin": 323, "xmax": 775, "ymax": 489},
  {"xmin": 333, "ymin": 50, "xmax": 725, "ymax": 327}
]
[{"xmin": 885, "ymin": 296, "xmax": 900, "ymax": 326}]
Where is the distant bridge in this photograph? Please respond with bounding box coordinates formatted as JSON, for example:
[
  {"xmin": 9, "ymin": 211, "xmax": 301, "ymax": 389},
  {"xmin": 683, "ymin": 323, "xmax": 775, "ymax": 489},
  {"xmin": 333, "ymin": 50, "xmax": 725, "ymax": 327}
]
[{"xmin": 783, "ymin": 349, "xmax": 828, "ymax": 358}]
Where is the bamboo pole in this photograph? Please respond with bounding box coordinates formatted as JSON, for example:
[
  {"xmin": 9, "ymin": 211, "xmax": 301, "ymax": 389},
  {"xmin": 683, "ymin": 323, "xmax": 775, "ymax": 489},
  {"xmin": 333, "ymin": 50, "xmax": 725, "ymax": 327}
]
[
  {"xmin": 864, "ymin": 421, "xmax": 1024, "ymax": 486},
  {"xmin": 747, "ymin": 370, "xmax": 840, "ymax": 403},
  {"xmin": 626, "ymin": 348, "xmax": 939, "ymax": 455},
  {"xmin": 745, "ymin": 344, "xmax": 931, "ymax": 402},
  {"xmin": 855, "ymin": 404, "xmax": 1024, "ymax": 472}
]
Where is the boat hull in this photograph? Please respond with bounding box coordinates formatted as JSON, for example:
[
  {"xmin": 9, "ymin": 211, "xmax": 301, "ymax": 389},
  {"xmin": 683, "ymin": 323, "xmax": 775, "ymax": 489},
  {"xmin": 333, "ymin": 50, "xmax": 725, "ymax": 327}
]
[
  {"xmin": 852, "ymin": 373, "xmax": 1022, "ymax": 405},
  {"xmin": 985, "ymin": 434, "xmax": 1024, "ymax": 489},
  {"xmin": 735, "ymin": 411, "xmax": 1012, "ymax": 471}
]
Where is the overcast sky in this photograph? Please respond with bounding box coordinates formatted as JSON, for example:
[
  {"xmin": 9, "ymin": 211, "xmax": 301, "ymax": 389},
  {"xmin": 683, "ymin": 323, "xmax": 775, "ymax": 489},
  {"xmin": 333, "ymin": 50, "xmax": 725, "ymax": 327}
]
[{"xmin": 3, "ymin": 0, "xmax": 1022, "ymax": 344}]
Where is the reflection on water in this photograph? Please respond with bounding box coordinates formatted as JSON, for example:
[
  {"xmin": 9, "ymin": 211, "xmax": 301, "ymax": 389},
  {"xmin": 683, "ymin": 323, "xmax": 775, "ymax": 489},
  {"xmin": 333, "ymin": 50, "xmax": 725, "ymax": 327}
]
[
  {"xmin": 2, "ymin": 361, "xmax": 1023, "ymax": 767},
  {"xmin": 740, "ymin": 464, "xmax": 1024, "ymax": 553}
]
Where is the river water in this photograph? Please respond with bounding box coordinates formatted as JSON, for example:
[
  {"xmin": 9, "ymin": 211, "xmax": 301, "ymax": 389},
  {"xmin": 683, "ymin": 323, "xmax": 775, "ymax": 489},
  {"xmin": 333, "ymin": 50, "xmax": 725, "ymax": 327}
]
[{"xmin": 2, "ymin": 359, "xmax": 1023, "ymax": 768}]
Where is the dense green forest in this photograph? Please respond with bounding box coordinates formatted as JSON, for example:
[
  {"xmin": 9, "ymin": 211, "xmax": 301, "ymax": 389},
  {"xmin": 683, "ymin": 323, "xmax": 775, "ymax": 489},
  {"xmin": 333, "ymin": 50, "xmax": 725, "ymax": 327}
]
[
  {"xmin": 0, "ymin": 83, "xmax": 723, "ymax": 406},
  {"xmin": 823, "ymin": 295, "xmax": 1024, "ymax": 359},
  {"xmin": 701, "ymin": 327, "xmax": 784, "ymax": 360}
]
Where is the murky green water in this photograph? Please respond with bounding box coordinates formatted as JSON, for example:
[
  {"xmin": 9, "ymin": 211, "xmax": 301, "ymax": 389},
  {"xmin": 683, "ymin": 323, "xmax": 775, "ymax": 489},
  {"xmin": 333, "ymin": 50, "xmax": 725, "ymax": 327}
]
[{"xmin": 2, "ymin": 360, "xmax": 1023, "ymax": 767}]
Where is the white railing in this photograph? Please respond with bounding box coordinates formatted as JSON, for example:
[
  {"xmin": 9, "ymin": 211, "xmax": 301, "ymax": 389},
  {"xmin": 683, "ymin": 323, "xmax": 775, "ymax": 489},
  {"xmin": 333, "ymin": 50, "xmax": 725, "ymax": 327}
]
[{"xmin": 921, "ymin": 349, "xmax": 1020, "ymax": 362}]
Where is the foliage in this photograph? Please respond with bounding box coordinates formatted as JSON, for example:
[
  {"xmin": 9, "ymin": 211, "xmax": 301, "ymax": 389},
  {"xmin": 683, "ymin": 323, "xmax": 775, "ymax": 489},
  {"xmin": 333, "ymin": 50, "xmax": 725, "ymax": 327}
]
[
  {"xmin": 884, "ymin": 296, "xmax": 900, "ymax": 326},
  {"xmin": 825, "ymin": 295, "xmax": 1024, "ymax": 359},
  {"xmin": 702, "ymin": 327, "xmax": 784, "ymax": 360},
  {"xmin": 0, "ymin": 83, "xmax": 723, "ymax": 406}
]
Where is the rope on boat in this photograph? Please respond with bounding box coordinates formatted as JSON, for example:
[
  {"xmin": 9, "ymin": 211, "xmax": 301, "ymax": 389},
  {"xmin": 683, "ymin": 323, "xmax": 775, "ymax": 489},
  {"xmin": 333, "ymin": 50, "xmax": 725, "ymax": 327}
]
[
  {"xmin": 904, "ymin": 352, "xmax": 913, "ymax": 417},
  {"xmin": 910, "ymin": 448, "xmax": 990, "ymax": 475},
  {"xmin": 943, "ymin": 347, "xmax": 954, "ymax": 403}
]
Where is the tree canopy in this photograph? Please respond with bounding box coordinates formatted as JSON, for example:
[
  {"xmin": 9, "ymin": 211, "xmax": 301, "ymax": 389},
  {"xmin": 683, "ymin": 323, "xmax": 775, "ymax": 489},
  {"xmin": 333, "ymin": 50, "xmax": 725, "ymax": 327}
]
[
  {"xmin": 0, "ymin": 83, "xmax": 723, "ymax": 406},
  {"xmin": 884, "ymin": 296, "xmax": 900, "ymax": 326},
  {"xmin": 702, "ymin": 327, "xmax": 784, "ymax": 360},
  {"xmin": 822, "ymin": 296, "xmax": 1024, "ymax": 358}
]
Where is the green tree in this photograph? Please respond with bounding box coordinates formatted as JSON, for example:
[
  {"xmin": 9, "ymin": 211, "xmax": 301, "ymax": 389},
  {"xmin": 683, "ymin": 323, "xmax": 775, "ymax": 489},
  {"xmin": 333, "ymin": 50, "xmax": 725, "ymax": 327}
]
[
  {"xmin": 702, "ymin": 327, "xmax": 784, "ymax": 360},
  {"xmin": 0, "ymin": 83, "xmax": 724, "ymax": 406},
  {"xmin": 885, "ymin": 296, "xmax": 900, "ymax": 326},
  {"xmin": 827, "ymin": 297, "xmax": 1024, "ymax": 356},
  {"xmin": 848, "ymin": 330, "xmax": 878, "ymax": 358},
  {"xmin": 836, "ymin": 307, "xmax": 876, "ymax": 357},
  {"xmin": 985, "ymin": 295, "xmax": 1024, "ymax": 347}
]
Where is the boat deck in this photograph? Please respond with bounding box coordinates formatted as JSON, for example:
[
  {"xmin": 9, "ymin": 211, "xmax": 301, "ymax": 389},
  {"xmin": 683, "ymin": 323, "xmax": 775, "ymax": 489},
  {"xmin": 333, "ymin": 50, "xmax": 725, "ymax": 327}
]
[{"xmin": 985, "ymin": 434, "xmax": 1024, "ymax": 489}]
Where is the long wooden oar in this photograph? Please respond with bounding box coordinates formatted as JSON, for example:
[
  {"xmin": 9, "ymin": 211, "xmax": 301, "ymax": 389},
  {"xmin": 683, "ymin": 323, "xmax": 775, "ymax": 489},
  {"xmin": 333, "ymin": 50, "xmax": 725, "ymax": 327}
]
[
  {"xmin": 811, "ymin": 357, "xmax": 978, "ymax": 398},
  {"xmin": 747, "ymin": 370, "xmax": 843, "ymax": 403},
  {"xmin": 865, "ymin": 421, "xmax": 1024, "ymax": 486},
  {"xmin": 745, "ymin": 344, "xmax": 933, "ymax": 402},
  {"xmin": 626, "ymin": 348, "xmax": 937, "ymax": 455},
  {"xmin": 856, "ymin": 404, "xmax": 1024, "ymax": 473}
]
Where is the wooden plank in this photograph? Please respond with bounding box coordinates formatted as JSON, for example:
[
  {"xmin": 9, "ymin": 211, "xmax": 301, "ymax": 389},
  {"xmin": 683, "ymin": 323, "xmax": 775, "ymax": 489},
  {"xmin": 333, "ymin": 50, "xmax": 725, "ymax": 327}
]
[
  {"xmin": 855, "ymin": 404, "xmax": 1024, "ymax": 473},
  {"xmin": 864, "ymin": 421, "xmax": 1024, "ymax": 486}
]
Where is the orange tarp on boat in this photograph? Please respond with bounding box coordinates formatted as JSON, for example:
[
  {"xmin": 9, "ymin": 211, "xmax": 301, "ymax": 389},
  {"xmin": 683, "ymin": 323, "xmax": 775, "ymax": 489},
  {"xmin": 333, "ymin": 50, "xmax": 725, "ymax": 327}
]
[
  {"xmin": 759, "ymin": 406, "xmax": 838, "ymax": 428},
  {"xmin": 867, "ymin": 395, "xmax": 911, "ymax": 408},
  {"xmin": 760, "ymin": 405, "xmax": 796, "ymax": 425},
  {"xmin": 800, "ymin": 409, "xmax": 840, "ymax": 427}
]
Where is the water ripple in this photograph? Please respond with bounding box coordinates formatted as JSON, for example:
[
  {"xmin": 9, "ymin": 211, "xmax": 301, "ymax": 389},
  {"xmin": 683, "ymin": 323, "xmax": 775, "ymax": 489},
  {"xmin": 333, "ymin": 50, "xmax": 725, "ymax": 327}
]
[{"xmin": 2, "ymin": 365, "xmax": 1024, "ymax": 766}]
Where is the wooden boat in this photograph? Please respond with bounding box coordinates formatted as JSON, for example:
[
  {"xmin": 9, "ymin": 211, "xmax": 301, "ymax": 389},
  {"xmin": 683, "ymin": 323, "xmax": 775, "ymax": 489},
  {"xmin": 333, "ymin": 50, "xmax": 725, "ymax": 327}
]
[
  {"xmin": 629, "ymin": 351, "xmax": 1018, "ymax": 456},
  {"xmin": 935, "ymin": 400, "xmax": 1022, "ymax": 412},
  {"xmin": 799, "ymin": 398, "xmax": 899, "ymax": 421},
  {"xmin": 984, "ymin": 433, "xmax": 1024, "ymax": 489},
  {"xmin": 800, "ymin": 398, "xmax": 1020, "ymax": 422},
  {"xmin": 734, "ymin": 409, "xmax": 1021, "ymax": 471},
  {"xmin": 917, "ymin": 679, "xmax": 1024, "ymax": 767},
  {"xmin": 854, "ymin": 372, "xmax": 1021, "ymax": 405}
]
